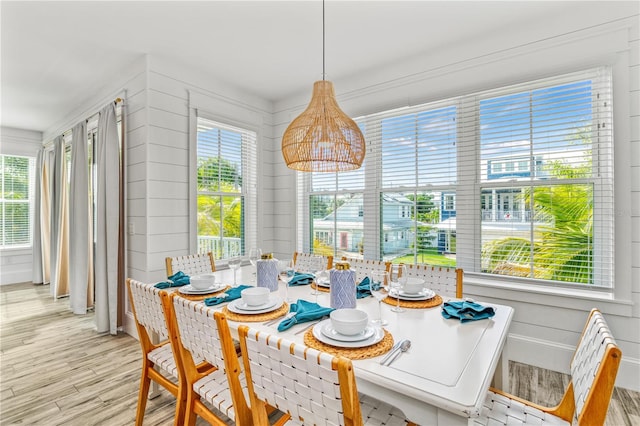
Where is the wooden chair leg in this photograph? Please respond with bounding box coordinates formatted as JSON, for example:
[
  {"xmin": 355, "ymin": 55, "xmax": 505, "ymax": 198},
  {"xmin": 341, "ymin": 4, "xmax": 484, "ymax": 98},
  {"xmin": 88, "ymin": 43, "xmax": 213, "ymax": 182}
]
[
  {"xmin": 184, "ymin": 390, "xmax": 198, "ymax": 426},
  {"xmin": 174, "ymin": 382, "xmax": 186, "ymax": 426},
  {"xmin": 135, "ymin": 362, "xmax": 151, "ymax": 426},
  {"xmin": 252, "ymin": 399, "xmax": 272, "ymax": 425}
]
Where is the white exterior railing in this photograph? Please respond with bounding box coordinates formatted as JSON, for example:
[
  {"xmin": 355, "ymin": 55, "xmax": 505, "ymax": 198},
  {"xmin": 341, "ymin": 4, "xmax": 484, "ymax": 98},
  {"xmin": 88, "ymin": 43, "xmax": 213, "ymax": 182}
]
[{"xmin": 197, "ymin": 236, "xmax": 242, "ymax": 259}]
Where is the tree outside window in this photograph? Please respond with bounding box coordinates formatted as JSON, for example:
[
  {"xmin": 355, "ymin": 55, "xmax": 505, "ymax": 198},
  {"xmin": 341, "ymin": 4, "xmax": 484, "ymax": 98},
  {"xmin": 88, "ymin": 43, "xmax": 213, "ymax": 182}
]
[
  {"xmin": 196, "ymin": 118, "xmax": 255, "ymax": 260},
  {"xmin": 0, "ymin": 155, "xmax": 34, "ymax": 248}
]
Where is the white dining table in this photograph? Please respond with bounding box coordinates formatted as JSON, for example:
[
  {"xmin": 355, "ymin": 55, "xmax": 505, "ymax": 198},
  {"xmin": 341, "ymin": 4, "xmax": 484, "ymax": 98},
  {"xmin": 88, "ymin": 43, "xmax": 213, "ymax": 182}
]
[{"xmin": 205, "ymin": 265, "xmax": 514, "ymax": 425}]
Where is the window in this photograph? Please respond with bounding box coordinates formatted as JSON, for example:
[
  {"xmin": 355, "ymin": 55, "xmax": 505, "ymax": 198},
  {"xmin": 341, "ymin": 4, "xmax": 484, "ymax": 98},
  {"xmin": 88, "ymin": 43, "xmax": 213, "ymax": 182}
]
[
  {"xmin": 309, "ymin": 192, "xmax": 364, "ymax": 258},
  {"xmin": 301, "ymin": 125, "xmax": 367, "ymax": 258},
  {"xmin": 444, "ymin": 195, "xmax": 455, "ymax": 211},
  {"xmin": 196, "ymin": 117, "xmax": 257, "ymax": 261},
  {"xmin": 476, "ymin": 72, "xmax": 612, "ymax": 286},
  {"xmin": 0, "ymin": 155, "xmax": 35, "ymax": 248},
  {"xmin": 298, "ymin": 67, "xmax": 613, "ymax": 288}
]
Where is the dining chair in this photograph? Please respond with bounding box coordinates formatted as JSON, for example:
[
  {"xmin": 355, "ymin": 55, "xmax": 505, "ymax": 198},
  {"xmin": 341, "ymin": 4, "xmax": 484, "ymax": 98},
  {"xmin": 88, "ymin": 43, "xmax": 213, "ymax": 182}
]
[
  {"xmin": 126, "ymin": 278, "xmax": 184, "ymax": 426},
  {"xmin": 293, "ymin": 251, "xmax": 333, "ymax": 272},
  {"xmin": 341, "ymin": 256, "xmax": 391, "ymax": 283},
  {"xmin": 161, "ymin": 292, "xmax": 252, "ymax": 426},
  {"xmin": 238, "ymin": 325, "xmax": 414, "ymax": 426},
  {"xmin": 403, "ymin": 263, "xmax": 463, "ymax": 299},
  {"xmin": 165, "ymin": 252, "xmax": 216, "ymax": 276},
  {"xmin": 473, "ymin": 308, "xmax": 621, "ymax": 426}
]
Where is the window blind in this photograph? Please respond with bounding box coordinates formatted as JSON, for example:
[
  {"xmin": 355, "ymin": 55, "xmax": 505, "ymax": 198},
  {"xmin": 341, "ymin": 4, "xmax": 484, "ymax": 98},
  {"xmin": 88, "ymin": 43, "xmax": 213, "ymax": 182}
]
[
  {"xmin": 0, "ymin": 155, "xmax": 35, "ymax": 248},
  {"xmin": 304, "ymin": 144, "xmax": 367, "ymax": 259},
  {"xmin": 459, "ymin": 68, "xmax": 614, "ymax": 286},
  {"xmin": 196, "ymin": 117, "xmax": 257, "ymax": 261},
  {"xmin": 299, "ymin": 67, "xmax": 613, "ymax": 288}
]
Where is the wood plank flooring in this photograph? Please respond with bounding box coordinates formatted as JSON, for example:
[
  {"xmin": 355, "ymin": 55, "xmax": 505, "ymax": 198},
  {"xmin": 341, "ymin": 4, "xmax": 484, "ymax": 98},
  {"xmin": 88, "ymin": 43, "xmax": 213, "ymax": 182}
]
[{"xmin": 1, "ymin": 282, "xmax": 638, "ymax": 425}]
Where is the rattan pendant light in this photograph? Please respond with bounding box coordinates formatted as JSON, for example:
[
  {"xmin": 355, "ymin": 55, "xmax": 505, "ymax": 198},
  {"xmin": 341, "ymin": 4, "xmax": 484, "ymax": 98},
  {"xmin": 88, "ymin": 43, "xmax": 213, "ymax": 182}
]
[{"xmin": 281, "ymin": 0, "xmax": 365, "ymax": 172}]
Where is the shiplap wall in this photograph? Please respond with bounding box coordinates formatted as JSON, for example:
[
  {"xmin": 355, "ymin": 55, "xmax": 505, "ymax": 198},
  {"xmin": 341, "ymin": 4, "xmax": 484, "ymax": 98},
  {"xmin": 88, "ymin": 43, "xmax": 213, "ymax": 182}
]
[
  {"xmin": 138, "ymin": 56, "xmax": 275, "ymax": 285},
  {"xmin": 124, "ymin": 67, "xmax": 149, "ymax": 286},
  {"xmin": 633, "ymin": 24, "xmax": 640, "ymax": 338},
  {"xmin": 0, "ymin": 127, "xmax": 42, "ymax": 285},
  {"xmin": 123, "ymin": 57, "xmax": 275, "ymax": 335},
  {"xmin": 629, "ymin": 11, "xmax": 640, "ymax": 392},
  {"xmin": 274, "ymin": 10, "xmax": 640, "ymax": 391}
]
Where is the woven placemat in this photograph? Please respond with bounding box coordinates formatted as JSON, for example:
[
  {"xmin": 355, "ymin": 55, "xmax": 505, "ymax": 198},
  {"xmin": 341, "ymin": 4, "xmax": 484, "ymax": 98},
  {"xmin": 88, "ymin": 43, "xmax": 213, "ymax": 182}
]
[
  {"xmin": 221, "ymin": 301, "xmax": 290, "ymax": 322},
  {"xmin": 303, "ymin": 328, "xmax": 394, "ymax": 360},
  {"xmin": 310, "ymin": 283, "xmax": 330, "ymax": 293},
  {"xmin": 177, "ymin": 285, "xmax": 231, "ymax": 301},
  {"xmin": 382, "ymin": 293, "xmax": 443, "ymax": 309}
]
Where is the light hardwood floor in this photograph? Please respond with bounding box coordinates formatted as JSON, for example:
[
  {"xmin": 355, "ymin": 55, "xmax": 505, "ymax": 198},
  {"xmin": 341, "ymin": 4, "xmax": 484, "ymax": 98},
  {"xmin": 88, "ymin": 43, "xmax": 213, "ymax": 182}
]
[{"xmin": 1, "ymin": 282, "xmax": 638, "ymax": 425}]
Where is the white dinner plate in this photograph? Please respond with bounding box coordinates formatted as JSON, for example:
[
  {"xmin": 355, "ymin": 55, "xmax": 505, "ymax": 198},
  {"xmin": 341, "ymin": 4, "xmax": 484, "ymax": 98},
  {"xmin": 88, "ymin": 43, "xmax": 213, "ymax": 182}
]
[
  {"xmin": 178, "ymin": 284, "xmax": 226, "ymax": 295},
  {"xmin": 312, "ymin": 319, "xmax": 384, "ymax": 348},
  {"xmin": 232, "ymin": 298, "xmax": 279, "ymax": 311},
  {"xmin": 388, "ymin": 288, "xmax": 436, "ymax": 301},
  {"xmin": 227, "ymin": 297, "xmax": 283, "ymax": 314},
  {"xmin": 315, "ymin": 278, "xmax": 330, "ymax": 288},
  {"xmin": 321, "ymin": 323, "xmax": 376, "ymax": 342}
]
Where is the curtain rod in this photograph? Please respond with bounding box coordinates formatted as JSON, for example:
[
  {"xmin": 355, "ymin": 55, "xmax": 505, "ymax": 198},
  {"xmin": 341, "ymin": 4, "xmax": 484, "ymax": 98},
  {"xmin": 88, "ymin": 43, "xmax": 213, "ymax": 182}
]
[{"xmin": 42, "ymin": 97, "xmax": 124, "ymax": 149}]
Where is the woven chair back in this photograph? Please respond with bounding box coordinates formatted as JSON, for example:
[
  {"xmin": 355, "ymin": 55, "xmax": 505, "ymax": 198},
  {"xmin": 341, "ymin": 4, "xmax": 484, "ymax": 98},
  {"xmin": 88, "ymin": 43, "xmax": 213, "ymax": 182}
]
[
  {"xmin": 570, "ymin": 309, "xmax": 621, "ymax": 424},
  {"xmin": 240, "ymin": 326, "xmax": 362, "ymax": 425},
  {"xmin": 165, "ymin": 252, "xmax": 215, "ymax": 276},
  {"xmin": 404, "ymin": 264, "xmax": 463, "ymax": 299},
  {"xmin": 293, "ymin": 252, "xmax": 333, "ymax": 272},
  {"xmin": 128, "ymin": 279, "xmax": 169, "ymax": 341},
  {"xmin": 341, "ymin": 257, "xmax": 390, "ymax": 283},
  {"xmin": 171, "ymin": 296, "xmax": 225, "ymax": 370}
]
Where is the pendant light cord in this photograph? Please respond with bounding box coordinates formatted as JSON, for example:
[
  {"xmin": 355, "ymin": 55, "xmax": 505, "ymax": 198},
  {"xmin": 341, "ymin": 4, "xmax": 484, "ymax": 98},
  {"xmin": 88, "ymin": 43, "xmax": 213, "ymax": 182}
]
[{"xmin": 322, "ymin": 0, "xmax": 325, "ymax": 81}]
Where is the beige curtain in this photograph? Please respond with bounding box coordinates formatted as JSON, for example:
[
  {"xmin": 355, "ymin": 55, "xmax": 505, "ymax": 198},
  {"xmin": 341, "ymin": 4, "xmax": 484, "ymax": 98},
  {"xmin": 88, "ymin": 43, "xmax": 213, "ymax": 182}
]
[
  {"xmin": 40, "ymin": 152, "xmax": 52, "ymax": 285},
  {"xmin": 37, "ymin": 100, "xmax": 123, "ymax": 324},
  {"xmin": 50, "ymin": 137, "xmax": 69, "ymax": 298},
  {"xmin": 32, "ymin": 149, "xmax": 44, "ymax": 284}
]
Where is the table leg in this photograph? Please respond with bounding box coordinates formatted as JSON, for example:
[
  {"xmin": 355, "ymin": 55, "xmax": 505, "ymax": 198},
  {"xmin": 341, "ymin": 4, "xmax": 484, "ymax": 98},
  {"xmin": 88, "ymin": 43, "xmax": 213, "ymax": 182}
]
[{"xmin": 491, "ymin": 352, "xmax": 508, "ymax": 390}]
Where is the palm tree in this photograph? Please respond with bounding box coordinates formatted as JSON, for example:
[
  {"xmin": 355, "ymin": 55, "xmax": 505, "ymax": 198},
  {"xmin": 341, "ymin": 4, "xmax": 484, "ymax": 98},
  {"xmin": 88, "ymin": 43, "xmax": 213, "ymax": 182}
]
[
  {"xmin": 197, "ymin": 194, "xmax": 242, "ymax": 238},
  {"xmin": 483, "ymin": 123, "xmax": 595, "ymax": 284},
  {"xmin": 529, "ymin": 184, "xmax": 593, "ymax": 283},
  {"xmin": 482, "ymin": 179, "xmax": 593, "ymax": 284},
  {"xmin": 197, "ymin": 156, "xmax": 243, "ymax": 257}
]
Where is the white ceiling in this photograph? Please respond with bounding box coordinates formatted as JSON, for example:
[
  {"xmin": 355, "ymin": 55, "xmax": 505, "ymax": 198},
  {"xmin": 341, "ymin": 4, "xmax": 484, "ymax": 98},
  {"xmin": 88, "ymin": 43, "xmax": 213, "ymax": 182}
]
[{"xmin": 0, "ymin": 1, "xmax": 633, "ymax": 133}]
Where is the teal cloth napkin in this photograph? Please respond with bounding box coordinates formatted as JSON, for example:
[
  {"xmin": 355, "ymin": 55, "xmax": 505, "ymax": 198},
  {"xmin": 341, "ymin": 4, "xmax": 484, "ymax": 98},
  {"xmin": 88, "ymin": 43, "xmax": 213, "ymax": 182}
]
[
  {"xmin": 288, "ymin": 272, "xmax": 315, "ymax": 286},
  {"xmin": 204, "ymin": 285, "xmax": 252, "ymax": 306},
  {"xmin": 277, "ymin": 299, "xmax": 334, "ymax": 332},
  {"xmin": 356, "ymin": 277, "xmax": 373, "ymax": 299},
  {"xmin": 154, "ymin": 271, "xmax": 190, "ymax": 289},
  {"xmin": 441, "ymin": 300, "xmax": 495, "ymax": 323}
]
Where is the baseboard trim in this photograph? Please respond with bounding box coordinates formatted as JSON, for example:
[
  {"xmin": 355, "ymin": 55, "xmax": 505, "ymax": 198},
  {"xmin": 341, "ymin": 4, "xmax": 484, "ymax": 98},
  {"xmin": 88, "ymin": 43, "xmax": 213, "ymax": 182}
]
[
  {"xmin": 0, "ymin": 270, "xmax": 33, "ymax": 285},
  {"xmin": 123, "ymin": 311, "xmax": 138, "ymax": 340},
  {"xmin": 506, "ymin": 333, "xmax": 639, "ymax": 392}
]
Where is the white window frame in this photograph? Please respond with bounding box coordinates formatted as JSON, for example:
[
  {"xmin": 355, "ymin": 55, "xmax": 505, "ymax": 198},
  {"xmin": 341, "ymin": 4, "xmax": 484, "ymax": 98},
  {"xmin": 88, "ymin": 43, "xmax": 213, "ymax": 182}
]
[
  {"xmin": 298, "ymin": 67, "xmax": 614, "ymax": 291},
  {"xmin": 0, "ymin": 154, "xmax": 35, "ymax": 250},
  {"xmin": 191, "ymin": 113, "xmax": 258, "ymax": 264}
]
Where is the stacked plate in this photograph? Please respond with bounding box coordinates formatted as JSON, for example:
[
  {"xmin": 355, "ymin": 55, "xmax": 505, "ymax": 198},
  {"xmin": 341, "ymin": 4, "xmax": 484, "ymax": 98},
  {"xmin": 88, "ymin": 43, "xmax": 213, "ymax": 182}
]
[
  {"xmin": 178, "ymin": 283, "xmax": 226, "ymax": 295},
  {"xmin": 227, "ymin": 296, "xmax": 284, "ymax": 314},
  {"xmin": 388, "ymin": 288, "xmax": 436, "ymax": 301},
  {"xmin": 315, "ymin": 277, "xmax": 330, "ymax": 288},
  {"xmin": 312, "ymin": 319, "xmax": 384, "ymax": 348}
]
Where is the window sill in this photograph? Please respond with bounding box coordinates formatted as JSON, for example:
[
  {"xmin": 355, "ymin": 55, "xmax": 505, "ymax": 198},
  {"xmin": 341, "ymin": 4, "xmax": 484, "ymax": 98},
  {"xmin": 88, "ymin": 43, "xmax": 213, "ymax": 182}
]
[
  {"xmin": 0, "ymin": 247, "xmax": 32, "ymax": 256},
  {"xmin": 464, "ymin": 275, "xmax": 634, "ymax": 317}
]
